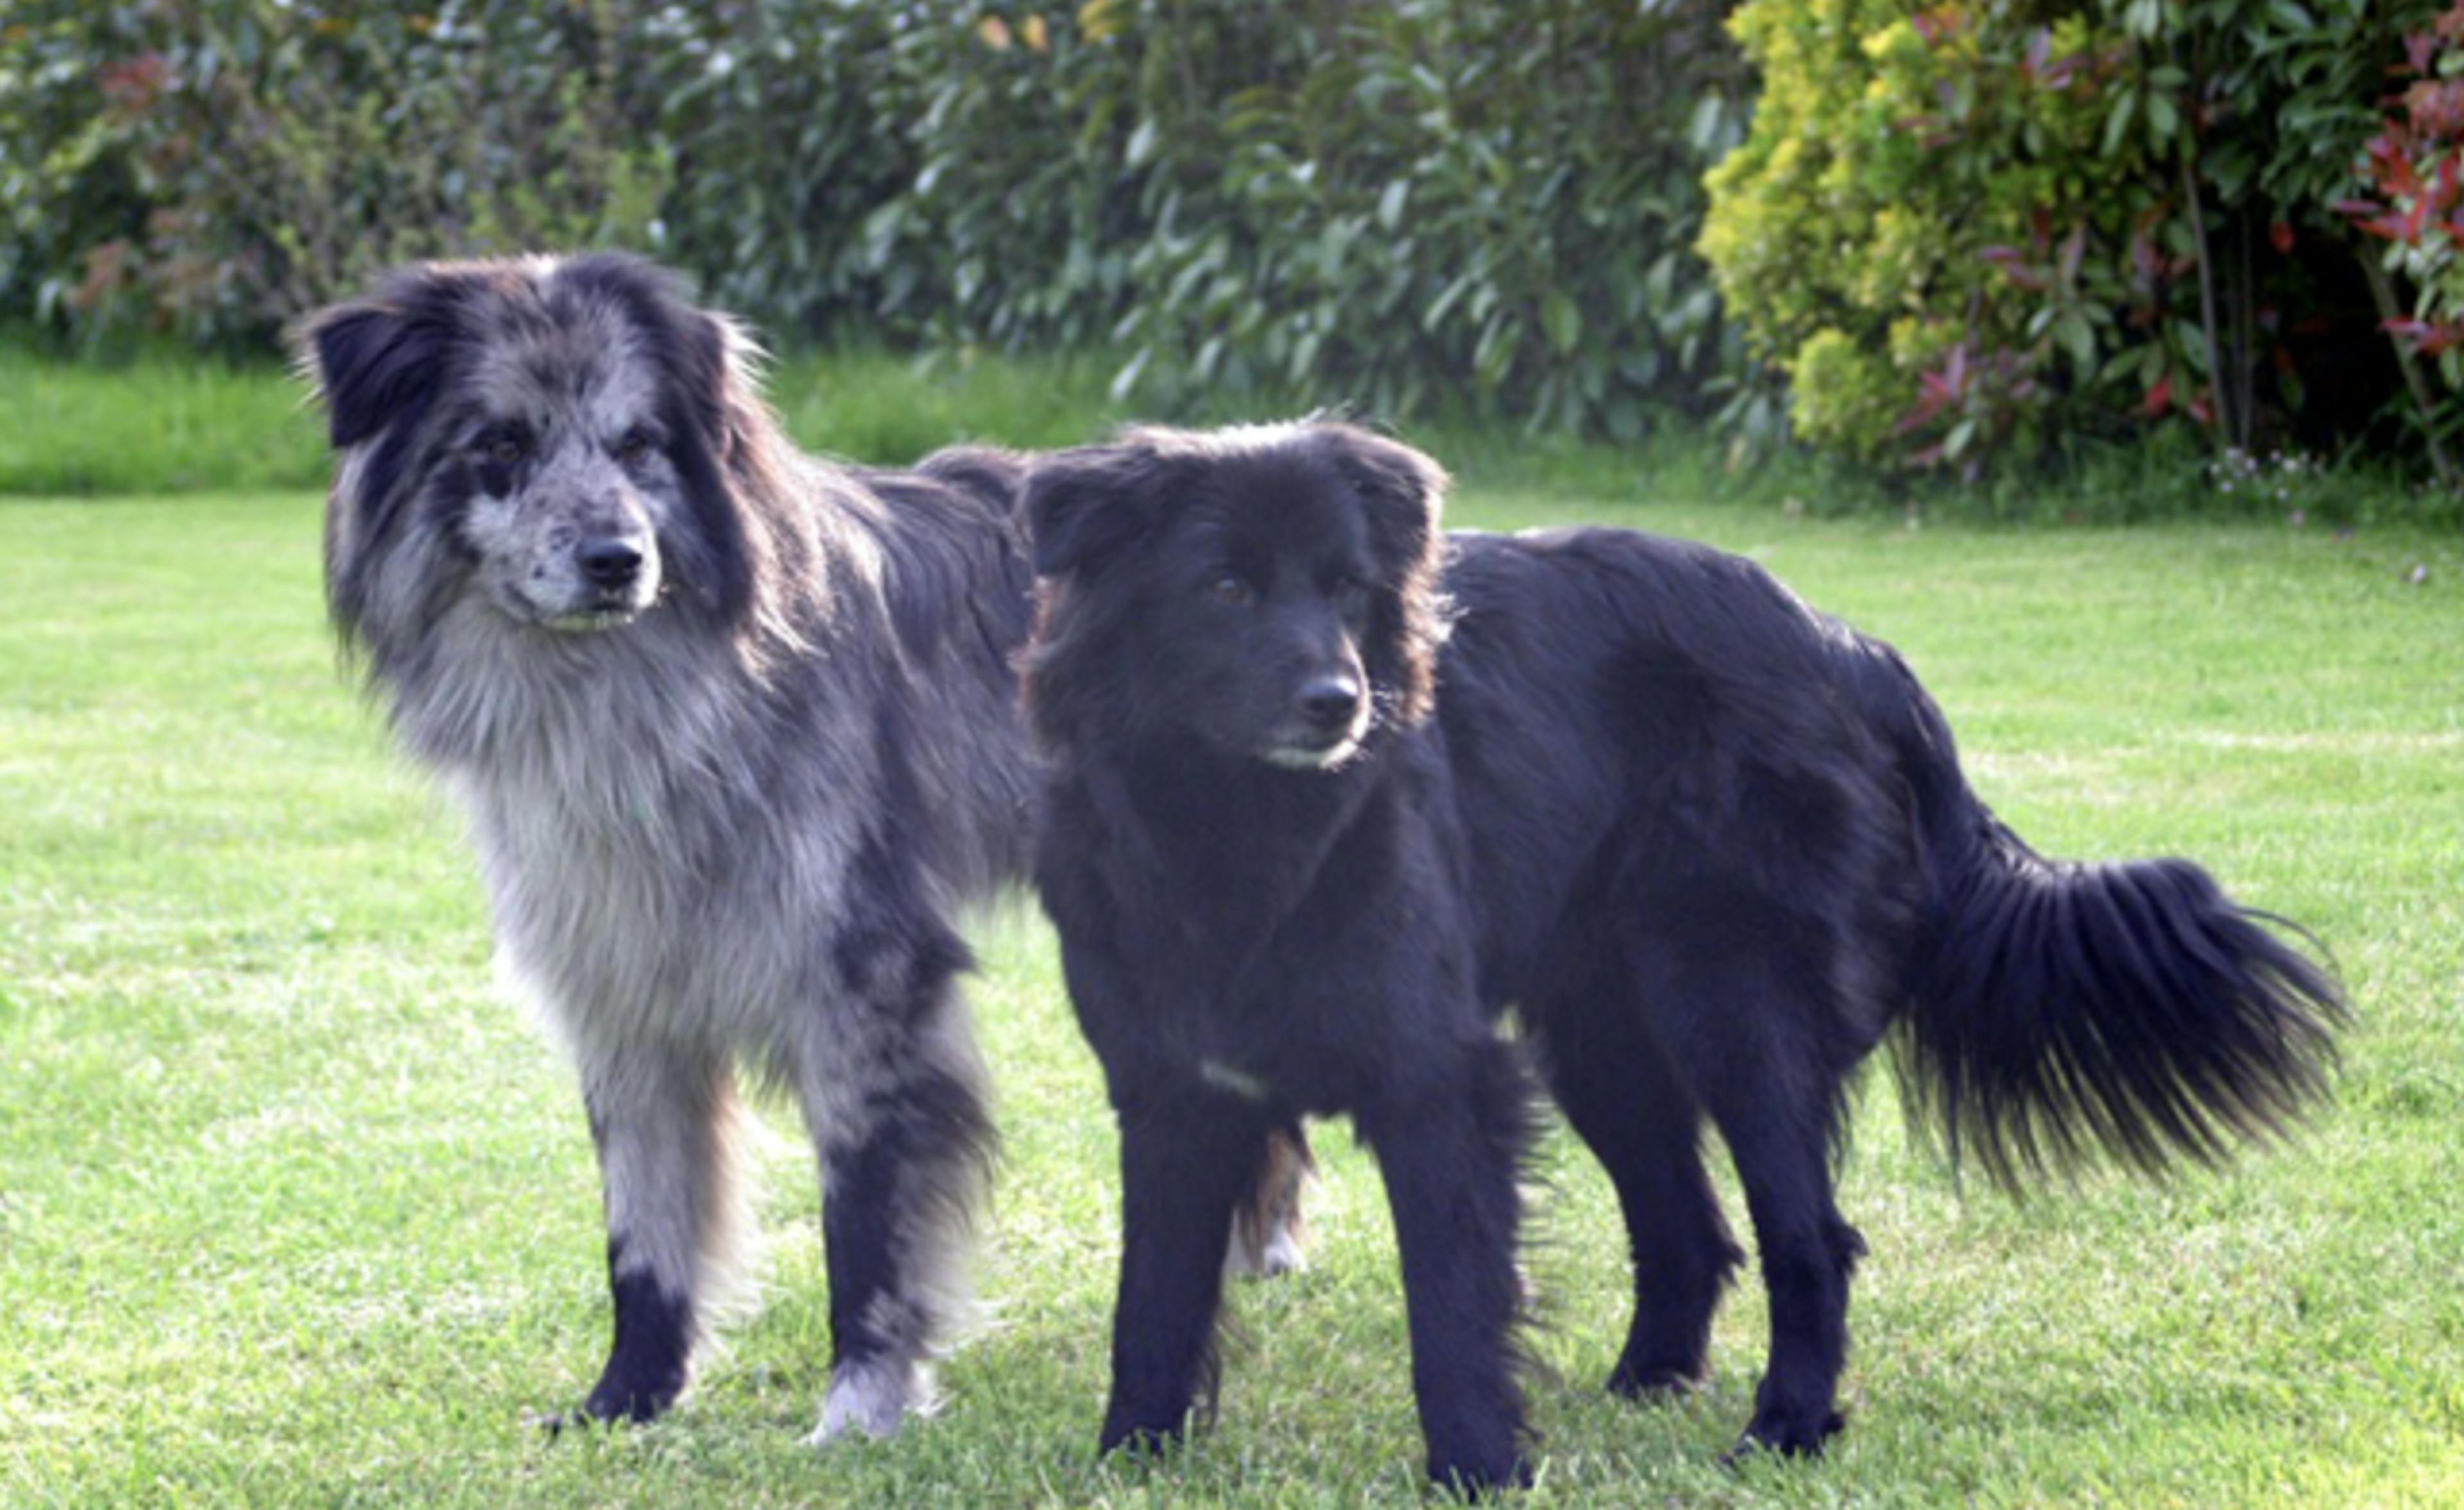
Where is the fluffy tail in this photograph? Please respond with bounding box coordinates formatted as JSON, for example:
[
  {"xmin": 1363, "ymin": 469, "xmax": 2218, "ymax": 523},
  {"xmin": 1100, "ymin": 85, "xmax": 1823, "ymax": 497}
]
[{"xmin": 1895, "ymin": 747, "xmax": 2346, "ymax": 1193}]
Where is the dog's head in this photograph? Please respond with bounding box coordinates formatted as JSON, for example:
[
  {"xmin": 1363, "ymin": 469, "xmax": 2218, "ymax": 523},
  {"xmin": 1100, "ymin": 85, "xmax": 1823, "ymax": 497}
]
[
  {"xmin": 298, "ymin": 254, "xmax": 773, "ymax": 660},
  {"xmin": 1018, "ymin": 421, "xmax": 1448, "ymax": 770}
]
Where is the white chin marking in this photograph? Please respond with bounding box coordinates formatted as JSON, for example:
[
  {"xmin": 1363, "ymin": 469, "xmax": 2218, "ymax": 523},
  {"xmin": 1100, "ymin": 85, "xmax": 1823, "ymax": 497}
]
[
  {"xmin": 809, "ymin": 1357, "xmax": 927, "ymax": 1445},
  {"xmin": 1258, "ymin": 740, "xmax": 1358, "ymax": 771},
  {"xmin": 542, "ymin": 608, "xmax": 642, "ymax": 634}
]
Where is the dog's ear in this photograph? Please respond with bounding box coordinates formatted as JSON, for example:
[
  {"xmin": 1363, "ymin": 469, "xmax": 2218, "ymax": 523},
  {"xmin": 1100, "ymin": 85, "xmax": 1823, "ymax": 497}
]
[
  {"xmin": 297, "ymin": 279, "xmax": 461, "ymax": 450},
  {"xmin": 1319, "ymin": 425, "xmax": 1447, "ymax": 584},
  {"xmin": 1318, "ymin": 425, "xmax": 1448, "ymax": 728},
  {"xmin": 298, "ymin": 267, "xmax": 484, "ymax": 646},
  {"xmin": 1020, "ymin": 441, "xmax": 1168, "ymax": 579}
]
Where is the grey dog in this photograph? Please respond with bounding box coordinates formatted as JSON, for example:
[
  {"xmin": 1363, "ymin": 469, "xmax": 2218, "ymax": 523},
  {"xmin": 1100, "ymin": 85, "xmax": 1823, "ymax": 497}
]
[{"xmin": 302, "ymin": 253, "xmax": 1281, "ymax": 1439}]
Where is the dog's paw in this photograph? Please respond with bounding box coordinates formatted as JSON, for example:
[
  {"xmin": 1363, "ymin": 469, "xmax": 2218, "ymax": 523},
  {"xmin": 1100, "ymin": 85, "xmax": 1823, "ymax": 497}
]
[
  {"xmin": 1719, "ymin": 1406, "xmax": 1844, "ymax": 1467},
  {"xmin": 809, "ymin": 1357, "xmax": 928, "ymax": 1445},
  {"xmin": 1428, "ymin": 1448, "xmax": 1534, "ymax": 1500},
  {"xmin": 528, "ymin": 1402, "xmax": 625, "ymax": 1438},
  {"xmin": 1605, "ymin": 1357, "xmax": 1707, "ymax": 1402}
]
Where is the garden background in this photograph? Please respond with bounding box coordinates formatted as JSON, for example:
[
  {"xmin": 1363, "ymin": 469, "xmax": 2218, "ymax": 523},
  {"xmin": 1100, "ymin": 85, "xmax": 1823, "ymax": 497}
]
[{"xmin": 2, "ymin": 3, "xmax": 2460, "ymax": 1506}]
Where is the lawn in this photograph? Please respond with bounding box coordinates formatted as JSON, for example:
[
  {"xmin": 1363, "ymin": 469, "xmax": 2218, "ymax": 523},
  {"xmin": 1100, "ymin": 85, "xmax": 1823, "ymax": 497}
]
[{"xmin": 1, "ymin": 464, "xmax": 2459, "ymax": 1507}]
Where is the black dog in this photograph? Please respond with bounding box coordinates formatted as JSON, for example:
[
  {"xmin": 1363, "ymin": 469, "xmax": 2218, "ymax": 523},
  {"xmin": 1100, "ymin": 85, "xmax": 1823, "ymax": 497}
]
[{"xmin": 1017, "ymin": 421, "xmax": 2344, "ymax": 1485}]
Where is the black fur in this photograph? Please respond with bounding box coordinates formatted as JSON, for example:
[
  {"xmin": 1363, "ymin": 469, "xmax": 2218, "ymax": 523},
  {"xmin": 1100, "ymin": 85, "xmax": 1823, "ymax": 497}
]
[
  {"xmin": 1023, "ymin": 423, "xmax": 1534, "ymax": 1492},
  {"xmin": 1018, "ymin": 420, "xmax": 2345, "ymax": 1472}
]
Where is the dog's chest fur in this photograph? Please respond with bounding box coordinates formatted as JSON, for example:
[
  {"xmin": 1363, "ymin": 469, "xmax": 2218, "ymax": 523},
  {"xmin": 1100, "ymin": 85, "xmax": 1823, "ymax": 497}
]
[
  {"xmin": 1050, "ymin": 747, "xmax": 1465, "ymax": 1112},
  {"xmin": 407, "ymin": 605, "xmax": 882, "ymax": 1054}
]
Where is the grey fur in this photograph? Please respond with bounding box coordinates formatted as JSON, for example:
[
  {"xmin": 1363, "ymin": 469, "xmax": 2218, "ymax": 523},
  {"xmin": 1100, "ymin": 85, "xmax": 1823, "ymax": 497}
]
[{"xmin": 302, "ymin": 253, "xmax": 1034, "ymax": 1437}]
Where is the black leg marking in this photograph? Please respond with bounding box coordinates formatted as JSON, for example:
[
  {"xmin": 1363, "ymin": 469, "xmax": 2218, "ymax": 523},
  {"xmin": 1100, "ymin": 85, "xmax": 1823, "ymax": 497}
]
[
  {"xmin": 814, "ymin": 991, "xmax": 997, "ymax": 1441},
  {"xmin": 581, "ymin": 1259, "xmax": 694, "ymax": 1423},
  {"xmin": 558, "ymin": 1053, "xmax": 740, "ymax": 1431}
]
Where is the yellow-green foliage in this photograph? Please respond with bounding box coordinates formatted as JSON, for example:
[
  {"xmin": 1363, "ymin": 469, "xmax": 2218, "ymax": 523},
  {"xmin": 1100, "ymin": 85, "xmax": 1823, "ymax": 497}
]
[{"xmin": 1702, "ymin": 0, "xmax": 2143, "ymax": 464}]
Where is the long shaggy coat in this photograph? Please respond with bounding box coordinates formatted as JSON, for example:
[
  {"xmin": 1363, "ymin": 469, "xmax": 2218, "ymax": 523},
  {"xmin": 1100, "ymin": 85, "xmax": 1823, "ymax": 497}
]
[
  {"xmin": 1016, "ymin": 420, "xmax": 2343, "ymax": 1482},
  {"xmin": 304, "ymin": 253, "xmax": 1035, "ymax": 1440}
]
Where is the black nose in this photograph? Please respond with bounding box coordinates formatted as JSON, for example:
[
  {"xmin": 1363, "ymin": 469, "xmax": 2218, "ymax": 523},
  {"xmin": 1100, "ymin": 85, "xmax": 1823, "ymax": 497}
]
[
  {"xmin": 1296, "ymin": 675, "xmax": 1363, "ymax": 733},
  {"xmin": 578, "ymin": 536, "xmax": 644, "ymax": 591}
]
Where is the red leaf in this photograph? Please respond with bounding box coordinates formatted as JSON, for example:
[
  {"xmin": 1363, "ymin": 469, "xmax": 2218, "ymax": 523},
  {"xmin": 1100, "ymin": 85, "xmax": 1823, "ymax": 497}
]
[
  {"xmin": 2141, "ymin": 371, "xmax": 2173, "ymax": 418},
  {"xmin": 2409, "ymin": 321, "xmax": 2464, "ymax": 355},
  {"xmin": 2132, "ymin": 231, "xmax": 2161, "ymax": 282},
  {"xmin": 1897, "ymin": 383, "xmax": 1953, "ymax": 433},
  {"xmin": 2388, "ymin": 150, "xmax": 2425, "ymax": 200},
  {"xmin": 2269, "ymin": 221, "xmax": 2295, "ymax": 255}
]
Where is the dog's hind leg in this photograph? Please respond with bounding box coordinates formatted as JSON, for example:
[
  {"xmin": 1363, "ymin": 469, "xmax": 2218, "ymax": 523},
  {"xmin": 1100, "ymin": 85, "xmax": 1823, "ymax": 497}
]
[
  {"xmin": 1529, "ymin": 968, "xmax": 1742, "ymax": 1400},
  {"xmin": 803, "ymin": 986, "xmax": 996, "ymax": 1443},
  {"xmin": 574, "ymin": 1048, "xmax": 751, "ymax": 1425},
  {"xmin": 1650, "ymin": 942, "xmax": 1865, "ymax": 1460}
]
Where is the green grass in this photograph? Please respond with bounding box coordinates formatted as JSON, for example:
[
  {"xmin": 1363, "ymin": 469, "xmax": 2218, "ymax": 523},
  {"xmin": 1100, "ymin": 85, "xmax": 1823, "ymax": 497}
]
[
  {"xmin": 4, "ymin": 469, "xmax": 2461, "ymax": 1507},
  {"xmin": 10, "ymin": 341, "xmax": 2456, "ymax": 532},
  {"xmin": 0, "ymin": 344, "xmax": 1137, "ymax": 498}
]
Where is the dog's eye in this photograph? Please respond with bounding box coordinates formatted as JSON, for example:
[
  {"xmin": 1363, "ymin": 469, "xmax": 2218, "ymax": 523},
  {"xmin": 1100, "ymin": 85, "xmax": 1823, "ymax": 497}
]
[
  {"xmin": 480, "ymin": 434, "xmax": 526, "ymax": 466},
  {"xmin": 613, "ymin": 430, "xmax": 655, "ymax": 467},
  {"xmin": 1210, "ymin": 574, "xmax": 1256, "ymax": 608}
]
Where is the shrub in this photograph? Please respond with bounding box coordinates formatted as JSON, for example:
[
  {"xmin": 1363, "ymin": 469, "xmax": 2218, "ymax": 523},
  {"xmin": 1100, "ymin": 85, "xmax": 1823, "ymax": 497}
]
[
  {"xmin": 3, "ymin": 1, "xmax": 665, "ymax": 351},
  {"xmin": 1702, "ymin": 0, "xmax": 2449, "ymax": 477},
  {"xmin": 2340, "ymin": 1, "xmax": 2464, "ymax": 477},
  {"xmin": 2, "ymin": 0, "xmax": 1756, "ymax": 439},
  {"xmin": 1089, "ymin": 0, "xmax": 1753, "ymax": 437}
]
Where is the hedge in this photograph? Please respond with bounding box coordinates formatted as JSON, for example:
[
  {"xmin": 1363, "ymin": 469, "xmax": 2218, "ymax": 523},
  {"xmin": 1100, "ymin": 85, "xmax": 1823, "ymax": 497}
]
[{"xmin": 3, "ymin": 0, "xmax": 2456, "ymax": 478}]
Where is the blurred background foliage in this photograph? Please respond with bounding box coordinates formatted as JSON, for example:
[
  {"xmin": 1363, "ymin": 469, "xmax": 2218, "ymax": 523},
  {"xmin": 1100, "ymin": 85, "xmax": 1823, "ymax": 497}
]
[{"xmin": 3, "ymin": 0, "xmax": 2461, "ymax": 489}]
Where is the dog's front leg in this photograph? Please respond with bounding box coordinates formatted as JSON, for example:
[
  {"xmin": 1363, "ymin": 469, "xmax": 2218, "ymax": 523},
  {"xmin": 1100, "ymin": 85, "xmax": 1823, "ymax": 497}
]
[
  {"xmin": 571, "ymin": 1048, "xmax": 746, "ymax": 1425},
  {"xmin": 805, "ymin": 985, "xmax": 996, "ymax": 1443},
  {"xmin": 1099, "ymin": 1093, "xmax": 1270, "ymax": 1458},
  {"xmin": 1360, "ymin": 1039, "xmax": 1534, "ymax": 1496}
]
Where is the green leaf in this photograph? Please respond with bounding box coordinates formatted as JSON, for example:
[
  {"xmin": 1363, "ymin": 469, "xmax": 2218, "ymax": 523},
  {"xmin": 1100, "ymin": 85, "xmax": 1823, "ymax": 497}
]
[
  {"xmin": 1541, "ymin": 289, "xmax": 1583, "ymax": 354},
  {"xmin": 1108, "ymin": 346, "xmax": 1152, "ymax": 405},
  {"xmin": 2057, "ymin": 310, "xmax": 2096, "ymax": 374},
  {"xmin": 2145, "ymin": 89, "xmax": 2179, "ymax": 142},
  {"xmin": 2102, "ymin": 87, "xmax": 2138, "ymax": 158},
  {"xmin": 1377, "ymin": 178, "xmax": 1410, "ymax": 233}
]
